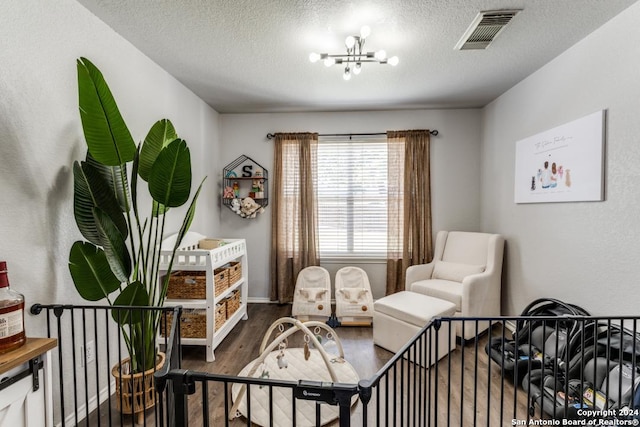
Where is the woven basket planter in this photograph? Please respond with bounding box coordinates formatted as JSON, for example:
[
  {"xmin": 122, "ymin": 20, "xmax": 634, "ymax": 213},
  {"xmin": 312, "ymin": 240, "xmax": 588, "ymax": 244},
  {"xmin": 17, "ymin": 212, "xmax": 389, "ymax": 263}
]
[{"xmin": 112, "ymin": 351, "xmax": 166, "ymax": 425}]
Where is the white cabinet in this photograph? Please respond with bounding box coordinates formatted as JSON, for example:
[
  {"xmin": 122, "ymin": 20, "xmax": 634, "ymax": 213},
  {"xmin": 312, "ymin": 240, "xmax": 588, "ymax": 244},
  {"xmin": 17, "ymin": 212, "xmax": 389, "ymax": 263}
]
[
  {"xmin": 0, "ymin": 338, "xmax": 56, "ymax": 427},
  {"xmin": 159, "ymin": 232, "xmax": 248, "ymax": 362}
]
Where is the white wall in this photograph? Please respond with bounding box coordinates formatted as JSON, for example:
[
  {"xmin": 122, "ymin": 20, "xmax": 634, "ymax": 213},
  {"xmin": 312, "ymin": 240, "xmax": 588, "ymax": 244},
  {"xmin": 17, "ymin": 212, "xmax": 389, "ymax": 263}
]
[
  {"xmin": 481, "ymin": 2, "xmax": 640, "ymax": 315},
  {"xmin": 0, "ymin": 0, "xmax": 220, "ymax": 422},
  {"xmin": 219, "ymin": 109, "xmax": 482, "ymax": 300},
  {"xmin": 0, "ymin": 0, "xmax": 220, "ymax": 318}
]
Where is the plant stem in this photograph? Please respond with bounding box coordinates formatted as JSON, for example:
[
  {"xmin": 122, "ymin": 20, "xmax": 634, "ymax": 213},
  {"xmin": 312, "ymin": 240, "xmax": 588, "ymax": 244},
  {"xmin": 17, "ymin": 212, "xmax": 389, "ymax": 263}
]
[
  {"xmin": 155, "ymin": 213, "xmax": 167, "ymax": 306},
  {"xmin": 119, "ymin": 164, "xmax": 136, "ymax": 282},
  {"xmin": 149, "ymin": 211, "xmax": 161, "ymax": 306},
  {"xmin": 145, "ymin": 218, "xmax": 153, "ymax": 293}
]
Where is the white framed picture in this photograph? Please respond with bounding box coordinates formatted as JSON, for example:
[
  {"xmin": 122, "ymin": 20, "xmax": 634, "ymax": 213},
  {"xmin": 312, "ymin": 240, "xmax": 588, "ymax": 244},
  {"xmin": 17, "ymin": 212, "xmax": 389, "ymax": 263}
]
[{"xmin": 514, "ymin": 110, "xmax": 605, "ymax": 204}]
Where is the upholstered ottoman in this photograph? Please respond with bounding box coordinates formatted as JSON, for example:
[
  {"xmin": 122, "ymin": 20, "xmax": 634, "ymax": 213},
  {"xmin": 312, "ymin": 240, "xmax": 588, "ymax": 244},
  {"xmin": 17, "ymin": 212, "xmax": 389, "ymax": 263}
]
[{"xmin": 373, "ymin": 291, "xmax": 457, "ymax": 364}]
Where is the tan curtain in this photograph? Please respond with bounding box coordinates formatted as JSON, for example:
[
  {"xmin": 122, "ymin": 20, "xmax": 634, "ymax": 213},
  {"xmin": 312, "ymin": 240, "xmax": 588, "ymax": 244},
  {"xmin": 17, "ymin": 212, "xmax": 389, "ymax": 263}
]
[
  {"xmin": 270, "ymin": 133, "xmax": 319, "ymax": 303},
  {"xmin": 386, "ymin": 130, "xmax": 433, "ymax": 294}
]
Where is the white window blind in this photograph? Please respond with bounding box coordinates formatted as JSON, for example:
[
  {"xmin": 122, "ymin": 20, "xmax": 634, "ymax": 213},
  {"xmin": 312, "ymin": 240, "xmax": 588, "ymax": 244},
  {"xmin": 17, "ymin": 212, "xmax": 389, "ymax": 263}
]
[{"xmin": 317, "ymin": 136, "xmax": 388, "ymax": 257}]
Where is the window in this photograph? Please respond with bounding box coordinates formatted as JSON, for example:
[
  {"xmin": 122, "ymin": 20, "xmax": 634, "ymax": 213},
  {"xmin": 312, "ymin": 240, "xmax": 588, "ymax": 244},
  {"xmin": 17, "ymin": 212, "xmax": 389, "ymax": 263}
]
[{"xmin": 316, "ymin": 136, "xmax": 388, "ymax": 257}]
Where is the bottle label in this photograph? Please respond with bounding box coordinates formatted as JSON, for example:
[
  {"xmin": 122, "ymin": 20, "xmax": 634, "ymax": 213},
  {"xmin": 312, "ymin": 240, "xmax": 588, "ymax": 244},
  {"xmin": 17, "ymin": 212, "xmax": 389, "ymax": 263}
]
[{"xmin": 0, "ymin": 307, "xmax": 24, "ymax": 338}]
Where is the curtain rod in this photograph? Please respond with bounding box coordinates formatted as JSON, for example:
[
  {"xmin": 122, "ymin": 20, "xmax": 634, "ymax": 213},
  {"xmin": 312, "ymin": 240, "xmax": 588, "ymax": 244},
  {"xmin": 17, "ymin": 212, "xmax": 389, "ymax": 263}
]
[{"xmin": 266, "ymin": 130, "xmax": 438, "ymax": 140}]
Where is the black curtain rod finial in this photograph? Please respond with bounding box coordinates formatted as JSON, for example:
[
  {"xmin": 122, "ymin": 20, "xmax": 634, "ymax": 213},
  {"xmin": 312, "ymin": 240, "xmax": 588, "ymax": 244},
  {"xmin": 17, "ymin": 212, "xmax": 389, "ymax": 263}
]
[{"xmin": 266, "ymin": 130, "xmax": 438, "ymax": 140}]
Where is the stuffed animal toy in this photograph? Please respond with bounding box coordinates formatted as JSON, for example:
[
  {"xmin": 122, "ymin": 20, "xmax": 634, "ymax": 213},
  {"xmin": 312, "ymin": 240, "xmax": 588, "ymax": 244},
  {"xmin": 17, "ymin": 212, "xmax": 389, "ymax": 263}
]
[
  {"xmin": 276, "ymin": 351, "xmax": 288, "ymax": 369},
  {"xmin": 230, "ymin": 198, "xmax": 242, "ymax": 214},
  {"xmin": 251, "ymin": 179, "xmax": 262, "ymax": 193},
  {"xmin": 223, "ymin": 186, "xmax": 234, "ymax": 198},
  {"xmin": 240, "ymin": 196, "xmax": 265, "ymax": 218}
]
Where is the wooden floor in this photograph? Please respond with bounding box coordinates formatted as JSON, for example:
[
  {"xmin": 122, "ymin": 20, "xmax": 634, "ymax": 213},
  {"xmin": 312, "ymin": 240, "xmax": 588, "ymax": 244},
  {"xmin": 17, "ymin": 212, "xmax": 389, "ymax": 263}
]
[
  {"xmin": 181, "ymin": 304, "xmax": 394, "ymax": 379},
  {"xmin": 177, "ymin": 303, "xmax": 397, "ymax": 425},
  {"xmin": 91, "ymin": 304, "xmax": 531, "ymax": 426}
]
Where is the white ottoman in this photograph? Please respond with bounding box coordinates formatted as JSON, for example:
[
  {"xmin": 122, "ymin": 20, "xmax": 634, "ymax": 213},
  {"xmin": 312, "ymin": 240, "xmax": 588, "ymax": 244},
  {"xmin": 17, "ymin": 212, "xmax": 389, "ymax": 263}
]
[{"xmin": 373, "ymin": 291, "xmax": 456, "ymax": 365}]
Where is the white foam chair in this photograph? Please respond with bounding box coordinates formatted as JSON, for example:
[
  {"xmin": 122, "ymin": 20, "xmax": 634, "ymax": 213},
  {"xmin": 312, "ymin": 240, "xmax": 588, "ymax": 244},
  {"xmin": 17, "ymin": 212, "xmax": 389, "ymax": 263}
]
[
  {"xmin": 291, "ymin": 266, "xmax": 332, "ymax": 322},
  {"xmin": 405, "ymin": 230, "xmax": 505, "ymax": 340},
  {"xmin": 335, "ymin": 266, "xmax": 374, "ymax": 326}
]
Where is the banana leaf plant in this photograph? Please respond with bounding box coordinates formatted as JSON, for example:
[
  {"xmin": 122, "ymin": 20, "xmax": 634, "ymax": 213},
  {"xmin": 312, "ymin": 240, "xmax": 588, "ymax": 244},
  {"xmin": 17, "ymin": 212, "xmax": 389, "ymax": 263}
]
[{"xmin": 68, "ymin": 57, "xmax": 206, "ymax": 373}]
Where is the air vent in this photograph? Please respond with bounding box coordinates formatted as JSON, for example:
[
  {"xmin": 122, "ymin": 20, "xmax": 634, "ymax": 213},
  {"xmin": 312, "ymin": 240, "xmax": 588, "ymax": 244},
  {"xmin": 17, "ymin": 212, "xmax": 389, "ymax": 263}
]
[{"xmin": 454, "ymin": 9, "xmax": 521, "ymax": 50}]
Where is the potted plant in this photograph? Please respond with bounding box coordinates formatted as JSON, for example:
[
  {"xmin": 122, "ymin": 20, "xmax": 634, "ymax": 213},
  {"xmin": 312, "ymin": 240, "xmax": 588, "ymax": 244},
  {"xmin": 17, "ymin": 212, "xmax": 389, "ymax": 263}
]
[{"xmin": 67, "ymin": 57, "xmax": 205, "ymax": 421}]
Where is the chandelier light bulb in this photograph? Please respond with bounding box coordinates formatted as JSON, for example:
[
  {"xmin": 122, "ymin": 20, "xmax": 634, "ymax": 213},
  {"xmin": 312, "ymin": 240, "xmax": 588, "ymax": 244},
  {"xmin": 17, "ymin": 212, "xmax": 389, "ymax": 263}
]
[
  {"xmin": 309, "ymin": 26, "xmax": 397, "ymax": 79},
  {"xmin": 345, "ymin": 35, "xmax": 356, "ymax": 49}
]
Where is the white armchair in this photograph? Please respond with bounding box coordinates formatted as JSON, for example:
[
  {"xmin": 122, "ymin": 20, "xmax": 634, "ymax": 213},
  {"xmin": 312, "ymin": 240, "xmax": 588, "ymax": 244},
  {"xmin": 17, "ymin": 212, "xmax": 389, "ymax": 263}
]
[{"xmin": 405, "ymin": 231, "xmax": 505, "ymax": 340}]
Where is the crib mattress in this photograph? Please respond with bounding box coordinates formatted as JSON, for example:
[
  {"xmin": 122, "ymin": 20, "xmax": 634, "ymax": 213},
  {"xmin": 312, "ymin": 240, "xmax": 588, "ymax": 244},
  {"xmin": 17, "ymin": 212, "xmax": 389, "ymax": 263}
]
[{"xmin": 231, "ymin": 348, "xmax": 359, "ymax": 426}]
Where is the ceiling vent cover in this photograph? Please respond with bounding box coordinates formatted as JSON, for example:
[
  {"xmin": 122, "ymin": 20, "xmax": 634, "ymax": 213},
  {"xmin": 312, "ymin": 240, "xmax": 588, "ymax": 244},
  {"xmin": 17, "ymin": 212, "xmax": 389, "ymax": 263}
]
[{"xmin": 454, "ymin": 9, "xmax": 521, "ymax": 50}]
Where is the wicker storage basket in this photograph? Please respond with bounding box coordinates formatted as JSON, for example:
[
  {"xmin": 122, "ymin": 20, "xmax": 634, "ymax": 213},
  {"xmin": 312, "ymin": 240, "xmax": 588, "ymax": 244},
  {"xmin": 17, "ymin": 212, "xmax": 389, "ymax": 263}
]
[
  {"xmin": 226, "ymin": 290, "xmax": 241, "ymax": 318},
  {"xmin": 198, "ymin": 238, "xmax": 225, "ymax": 249},
  {"xmin": 226, "ymin": 261, "xmax": 242, "ymax": 285},
  {"xmin": 215, "ymin": 302, "xmax": 227, "ymax": 331},
  {"xmin": 160, "ymin": 309, "xmax": 207, "ymax": 338},
  {"xmin": 213, "ymin": 267, "xmax": 228, "ymax": 295},
  {"xmin": 167, "ymin": 271, "xmax": 206, "ymax": 299}
]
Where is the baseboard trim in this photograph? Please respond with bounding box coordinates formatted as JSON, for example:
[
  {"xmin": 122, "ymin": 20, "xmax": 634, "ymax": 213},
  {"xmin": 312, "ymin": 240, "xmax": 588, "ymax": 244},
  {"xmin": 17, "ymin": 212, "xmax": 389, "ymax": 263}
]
[
  {"xmin": 247, "ymin": 297, "xmax": 277, "ymax": 304},
  {"xmin": 58, "ymin": 380, "xmax": 115, "ymax": 427}
]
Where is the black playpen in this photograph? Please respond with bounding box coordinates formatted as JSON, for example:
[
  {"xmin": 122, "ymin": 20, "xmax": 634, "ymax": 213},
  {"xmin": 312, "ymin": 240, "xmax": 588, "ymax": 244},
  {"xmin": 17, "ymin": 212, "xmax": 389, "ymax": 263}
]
[{"xmin": 30, "ymin": 299, "xmax": 640, "ymax": 426}]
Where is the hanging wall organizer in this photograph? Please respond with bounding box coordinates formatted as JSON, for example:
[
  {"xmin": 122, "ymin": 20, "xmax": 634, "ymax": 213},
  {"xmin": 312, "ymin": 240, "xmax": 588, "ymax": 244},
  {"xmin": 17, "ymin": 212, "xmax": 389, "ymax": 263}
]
[{"xmin": 222, "ymin": 155, "xmax": 268, "ymax": 218}]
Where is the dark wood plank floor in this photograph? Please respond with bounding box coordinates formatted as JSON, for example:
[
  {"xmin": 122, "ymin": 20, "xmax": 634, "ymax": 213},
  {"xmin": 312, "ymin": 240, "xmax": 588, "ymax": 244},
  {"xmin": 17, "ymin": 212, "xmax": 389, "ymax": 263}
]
[
  {"xmin": 91, "ymin": 304, "xmax": 531, "ymax": 426},
  {"xmin": 179, "ymin": 304, "xmax": 530, "ymax": 426},
  {"xmin": 181, "ymin": 304, "xmax": 394, "ymax": 379},
  {"xmin": 177, "ymin": 303, "xmax": 398, "ymax": 425}
]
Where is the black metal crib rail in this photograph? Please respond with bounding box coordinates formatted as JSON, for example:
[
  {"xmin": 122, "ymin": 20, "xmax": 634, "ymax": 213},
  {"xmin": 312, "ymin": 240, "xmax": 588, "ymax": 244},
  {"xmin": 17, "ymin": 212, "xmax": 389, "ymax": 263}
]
[
  {"xmin": 354, "ymin": 315, "xmax": 640, "ymax": 426},
  {"xmin": 30, "ymin": 303, "xmax": 182, "ymax": 427},
  {"xmin": 30, "ymin": 304, "xmax": 640, "ymax": 427}
]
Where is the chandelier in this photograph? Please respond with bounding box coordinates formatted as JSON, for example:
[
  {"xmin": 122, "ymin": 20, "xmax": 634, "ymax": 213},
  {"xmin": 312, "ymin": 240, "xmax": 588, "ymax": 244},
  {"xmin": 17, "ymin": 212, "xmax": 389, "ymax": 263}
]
[{"xmin": 309, "ymin": 26, "xmax": 399, "ymax": 80}]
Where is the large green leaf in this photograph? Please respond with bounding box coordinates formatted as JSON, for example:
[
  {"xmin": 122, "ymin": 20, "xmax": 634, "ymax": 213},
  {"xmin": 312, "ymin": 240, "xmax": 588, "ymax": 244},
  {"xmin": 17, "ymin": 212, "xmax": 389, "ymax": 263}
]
[
  {"xmin": 86, "ymin": 152, "xmax": 130, "ymax": 212},
  {"xmin": 148, "ymin": 139, "xmax": 192, "ymax": 207},
  {"xmin": 69, "ymin": 241, "xmax": 121, "ymax": 301},
  {"xmin": 94, "ymin": 207, "xmax": 132, "ymax": 282},
  {"xmin": 73, "ymin": 161, "xmax": 128, "ymax": 245},
  {"xmin": 77, "ymin": 57, "xmax": 136, "ymax": 166},
  {"xmin": 111, "ymin": 281, "xmax": 149, "ymax": 325},
  {"xmin": 138, "ymin": 120, "xmax": 177, "ymax": 182}
]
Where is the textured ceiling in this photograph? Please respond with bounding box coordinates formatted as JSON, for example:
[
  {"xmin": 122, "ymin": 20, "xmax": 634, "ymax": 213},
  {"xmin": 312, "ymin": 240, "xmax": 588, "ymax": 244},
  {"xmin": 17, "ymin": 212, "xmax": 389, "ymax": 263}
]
[{"xmin": 75, "ymin": 0, "xmax": 637, "ymax": 113}]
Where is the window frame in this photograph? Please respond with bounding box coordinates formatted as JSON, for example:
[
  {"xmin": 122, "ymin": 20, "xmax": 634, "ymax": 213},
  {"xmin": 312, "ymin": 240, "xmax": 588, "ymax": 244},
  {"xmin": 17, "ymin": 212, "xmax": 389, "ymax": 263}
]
[{"xmin": 316, "ymin": 135, "xmax": 389, "ymax": 259}]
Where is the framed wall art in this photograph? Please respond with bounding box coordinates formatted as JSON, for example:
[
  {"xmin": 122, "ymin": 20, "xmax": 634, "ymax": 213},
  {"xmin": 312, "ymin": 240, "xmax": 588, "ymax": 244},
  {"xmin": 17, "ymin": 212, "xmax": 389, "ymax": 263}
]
[{"xmin": 514, "ymin": 110, "xmax": 605, "ymax": 204}]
